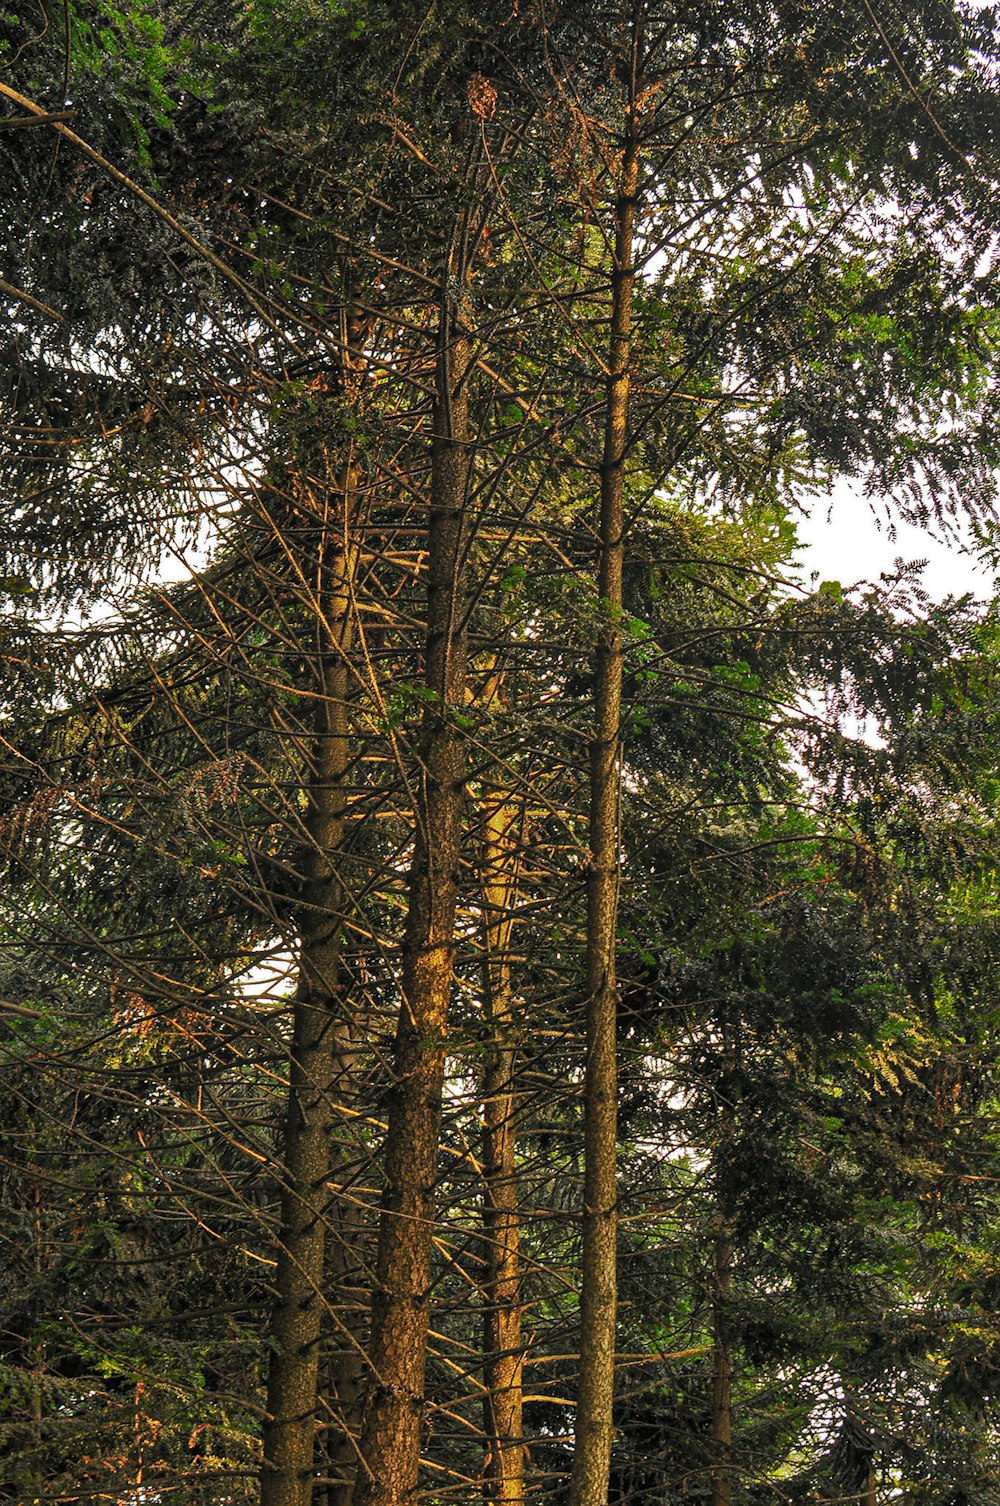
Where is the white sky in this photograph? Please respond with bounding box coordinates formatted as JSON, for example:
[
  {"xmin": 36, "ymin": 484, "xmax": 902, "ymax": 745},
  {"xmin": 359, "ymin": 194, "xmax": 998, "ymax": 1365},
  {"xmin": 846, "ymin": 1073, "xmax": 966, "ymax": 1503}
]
[{"xmin": 795, "ymin": 477, "xmax": 997, "ymax": 603}]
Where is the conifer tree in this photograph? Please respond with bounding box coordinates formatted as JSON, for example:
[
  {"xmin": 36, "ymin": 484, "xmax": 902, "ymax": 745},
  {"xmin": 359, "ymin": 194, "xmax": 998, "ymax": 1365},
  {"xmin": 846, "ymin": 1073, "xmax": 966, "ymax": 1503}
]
[{"xmin": 2, "ymin": 5, "xmax": 1000, "ymax": 1505}]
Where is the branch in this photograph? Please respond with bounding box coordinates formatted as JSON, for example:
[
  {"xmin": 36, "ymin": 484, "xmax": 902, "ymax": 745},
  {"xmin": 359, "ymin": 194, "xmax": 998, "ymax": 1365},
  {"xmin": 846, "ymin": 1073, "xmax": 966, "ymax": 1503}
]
[
  {"xmin": 0, "ymin": 109, "xmax": 76, "ymax": 129},
  {"xmin": 0, "ymin": 79, "xmax": 296, "ymax": 345},
  {"xmin": 0, "ymin": 275, "xmax": 62, "ymax": 323}
]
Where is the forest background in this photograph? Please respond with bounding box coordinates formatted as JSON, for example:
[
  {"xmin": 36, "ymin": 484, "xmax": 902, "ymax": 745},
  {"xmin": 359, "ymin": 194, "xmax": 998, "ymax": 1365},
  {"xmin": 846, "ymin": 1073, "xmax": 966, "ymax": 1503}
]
[{"xmin": 2, "ymin": 4, "xmax": 1000, "ymax": 1506}]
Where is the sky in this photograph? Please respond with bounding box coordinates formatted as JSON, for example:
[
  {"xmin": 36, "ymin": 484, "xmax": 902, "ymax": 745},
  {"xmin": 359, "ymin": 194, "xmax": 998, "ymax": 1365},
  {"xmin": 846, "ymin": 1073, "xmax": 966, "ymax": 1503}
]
[{"xmin": 795, "ymin": 477, "xmax": 997, "ymax": 604}]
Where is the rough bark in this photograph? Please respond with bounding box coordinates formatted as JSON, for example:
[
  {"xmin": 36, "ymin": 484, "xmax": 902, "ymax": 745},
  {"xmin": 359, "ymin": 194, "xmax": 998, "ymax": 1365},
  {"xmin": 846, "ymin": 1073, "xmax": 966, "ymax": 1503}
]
[
  {"xmin": 480, "ymin": 770, "xmax": 524, "ymax": 1505},
  {"xmin": 710, "ymin": 1220, "xmax": 734, "ymax": 1506},
  {"xmin": 261, "ymin": 462, "xmax": 362, "ymax": 1506},
  {"xmin": 568, "ymin": 108, "xmax": 642, "ymax": 1506},
  {"xmin": 352, "ymin": 301, "xmax": 473, "ymax": 1506}
]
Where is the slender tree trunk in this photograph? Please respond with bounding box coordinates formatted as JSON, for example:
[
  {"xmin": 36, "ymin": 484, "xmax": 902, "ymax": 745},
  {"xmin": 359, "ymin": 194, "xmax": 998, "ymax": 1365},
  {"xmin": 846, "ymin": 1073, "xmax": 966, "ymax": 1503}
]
[
  {"xmin": 29, "ymin": 1120, "xmax": 44, "ymax": 1506},
  {"xmin": 320, "ymin": 1300, "xmax": 366, "ymax": 1506},
  {"xmin": 710, "ymin": 1220, "xmax": 733, "ymax": 1506},
  {"xmin": 864, "ymin": 1471, "xmax": 877, "ymax": 1506},
  {"xmin": 568, "ymin": 104, "xmax": 642, "ymax": 1506},
  {"xmin": 480, "ymin": 766, "xmax": 524, "ymax": 1505},
  {"xmin": 353, "ymin": 297, "xmax": 473, "ymax": 1506},
  {"xmin": 262, "ymin": 460, "xmax": 362, "ymax": 1506}
]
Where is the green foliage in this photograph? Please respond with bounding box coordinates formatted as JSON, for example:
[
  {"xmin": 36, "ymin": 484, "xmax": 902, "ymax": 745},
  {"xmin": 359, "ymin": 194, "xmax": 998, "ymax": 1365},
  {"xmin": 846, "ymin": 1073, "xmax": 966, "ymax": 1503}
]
[{"xmin": 1, "ymin": 0, "xmax": 1000, "ymax": 1500}]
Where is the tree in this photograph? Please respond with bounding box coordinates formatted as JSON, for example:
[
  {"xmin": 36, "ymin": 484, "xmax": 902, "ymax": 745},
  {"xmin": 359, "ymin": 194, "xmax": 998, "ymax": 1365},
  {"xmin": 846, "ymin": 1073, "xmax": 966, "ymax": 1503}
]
[{"xmin": 3, "ymin": 4, "xmax": 1000, "ymax": 1505}]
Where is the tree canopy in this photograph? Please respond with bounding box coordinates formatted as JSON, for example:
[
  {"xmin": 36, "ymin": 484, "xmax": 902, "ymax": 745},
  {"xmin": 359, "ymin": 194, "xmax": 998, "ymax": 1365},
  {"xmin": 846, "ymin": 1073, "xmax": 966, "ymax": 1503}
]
[{"xmin": 1, "ymin": 4, "xmax": 1000, "ymax": 1505}]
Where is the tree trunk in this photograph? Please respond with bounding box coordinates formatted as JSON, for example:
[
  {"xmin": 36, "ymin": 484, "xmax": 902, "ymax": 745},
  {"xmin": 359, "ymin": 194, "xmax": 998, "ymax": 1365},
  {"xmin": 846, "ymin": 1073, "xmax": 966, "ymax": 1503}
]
[
  {"xmin": 568, "ymin": 107, "xmax": 642, "ymax": 1506},
  {"xmin": 29, "ymin": 1119, "xmax": 44, "ymax": 1506},
  {"xmin": 262, "ymin": 459, "xmax": 362, "ymax": 1506},
  {"xmin": 710, "ymin": 1220, "xmax": 733, "ymax": 1506},
  {"xmin": 353, "ymin": 298, "xmax": 473, "ymax": 1506},
  {"xmin": 319, "ymin": 1311, "xmax": 366, "ymax": 1506},
  {"xmin": 480, "ymin": 766, "xmax": 524, "ymax": 1505}
]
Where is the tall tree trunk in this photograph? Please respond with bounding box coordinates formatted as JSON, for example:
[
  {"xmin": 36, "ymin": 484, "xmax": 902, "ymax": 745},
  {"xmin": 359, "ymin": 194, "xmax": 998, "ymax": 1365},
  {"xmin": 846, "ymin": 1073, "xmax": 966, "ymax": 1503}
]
[
  {"xmin": 480, "ymin": 756, "xmax": 524, "ymax": 1505},
  {"xmin": 710, "ymin": 1219, "xmax": 733, "ymax": 1506},
  {"xmin": 568, "ymin": 87, "xmax": 642, "ymax": 1506},
  {"xmin": 353, "ymin": 296, "xmax": 473, "ymax": 1506},
  {"xmin": 262, "ymin": 459, "xmax": 362, "ymax": 1506}
]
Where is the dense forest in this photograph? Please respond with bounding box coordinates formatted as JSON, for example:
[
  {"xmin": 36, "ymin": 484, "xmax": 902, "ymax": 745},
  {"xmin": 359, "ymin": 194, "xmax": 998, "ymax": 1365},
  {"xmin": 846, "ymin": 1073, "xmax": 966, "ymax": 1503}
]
[{"xmin": 2, "ymin": 2, "xmax": 1000, "ymax": 1503}]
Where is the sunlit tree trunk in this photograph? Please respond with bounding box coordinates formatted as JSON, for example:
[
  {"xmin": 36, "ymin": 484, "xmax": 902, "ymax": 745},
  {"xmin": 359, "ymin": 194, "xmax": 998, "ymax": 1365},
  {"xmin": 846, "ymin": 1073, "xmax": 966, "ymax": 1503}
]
[
  {"xmin": 353, "ymin": 292, "xmax": 473, "ymax": 1506},
  {"xmin": 480, "ymin": 747, "xmax": 524, "ymax": 1505}
]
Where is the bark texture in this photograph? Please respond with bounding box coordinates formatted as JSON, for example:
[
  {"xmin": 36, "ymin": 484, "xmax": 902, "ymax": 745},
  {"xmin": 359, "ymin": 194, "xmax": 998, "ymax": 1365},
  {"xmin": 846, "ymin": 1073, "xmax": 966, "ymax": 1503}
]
[
  {"xmin": 353, "ymin": 304, "xmax": 473, "ymax": 1506},
  {"xmin": 261, "ymin": 463, "xmax": 362, "ymax": 1506},
  {"xmin": 568, "ymin": 119, "xmax": 641, "ymax": 1506},
  {"xmin": 481, "ymin": 775, "xmax": 524, "ymax": 1505}
]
